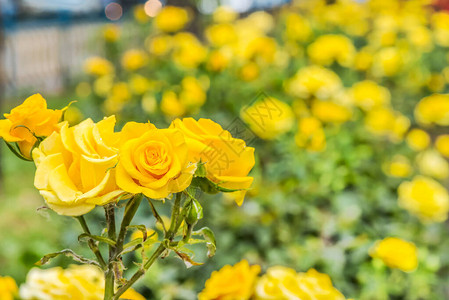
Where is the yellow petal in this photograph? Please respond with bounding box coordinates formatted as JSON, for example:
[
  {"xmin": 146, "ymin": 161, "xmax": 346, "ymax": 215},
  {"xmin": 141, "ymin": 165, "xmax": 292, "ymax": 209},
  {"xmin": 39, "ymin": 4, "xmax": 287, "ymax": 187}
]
[
  {"xmin": 34, "ymin": 153, "xmax": 65, "ymax": 190},
  {"xmin": 48, "ymin": 164, "xmax": 80, "ymax": 203}
]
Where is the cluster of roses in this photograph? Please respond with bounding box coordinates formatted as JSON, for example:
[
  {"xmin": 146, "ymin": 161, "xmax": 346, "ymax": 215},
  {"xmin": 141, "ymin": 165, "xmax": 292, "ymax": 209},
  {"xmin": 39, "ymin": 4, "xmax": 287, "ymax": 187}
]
[{"xmin": 0, "ymin": 94, "xmax": 255, "ymax": 217}]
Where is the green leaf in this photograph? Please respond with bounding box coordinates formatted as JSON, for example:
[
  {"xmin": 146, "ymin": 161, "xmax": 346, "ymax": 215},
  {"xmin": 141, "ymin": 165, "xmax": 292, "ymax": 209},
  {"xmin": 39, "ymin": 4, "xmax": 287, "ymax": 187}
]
[
  {"xmin": 78, "ymin": 233, "xmax": 116, "ymax": 246},
  {"xmin": 4, "ymin": 141, "xmax": 33, "ymax": 161},
  {"xmin": 193, "ymin": 227, "xmax": 217, "ymax": 257},
  {"xmin": 191, "ymin": 176, "xmax": 246, "ymax": 194},
  {"xmin": 35, "ymin": 249, "xmax": 101, "ymax": 267},
  {"xmin": 194, "ymin": 160, "xmax": 207, "ymax": 177},
  {"xmin": 173, "ymin": 248, "xmax": 203, "ymax": 268}
]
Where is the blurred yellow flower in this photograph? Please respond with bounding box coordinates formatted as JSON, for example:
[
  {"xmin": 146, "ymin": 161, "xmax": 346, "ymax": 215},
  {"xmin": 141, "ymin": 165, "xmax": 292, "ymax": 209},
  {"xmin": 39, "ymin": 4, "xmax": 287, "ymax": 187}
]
[
  {"xmin": 283, "ymin": 12, "xmax": 311, "ymax": 42},
  {"xmin": 398, "ymin": 175, "xmax": 449, "ymax": 223},
  {"xmin": 129, "ymin": 74, "xmax": 151, "ymax": 95},
  {"xmin": 307, "ymin": 34, "xmax": 356, "ymax": 67},
  {"xmin": 255, "ymin": 266, "xmax": 298, "ymax": 300},
  {"xmin": 241, "ymin": 97, "xmax": 295, "ymax": 140},
  {"xmin": 179, "ymin": 76, "xmax": 208, "ymax": 108},
  {"xmin": 0, "ymin": 94, "xmax": 64, "ymax": 159},
  {"xmin": 240, "ymin": 62, "xmax": 260, "ymax": 81},
  {"xmin": 295, "ymin": 117, "xmax": 326, "ymax": 152},
  {"xmin": 406, "ymin": 129, "xmax": 430, "ymax": 151},
  {"xmin": 93, "ymin": 75, "xmax": 114, "ymax": 97},
  {"xmin": 213, "ymin": 6, "xmax": 238, "ymax": 23},
  {"xmin": 432, "ymin": 11, "xmax": 449, "ymax": 47},
  {"xmin": 75, "ymin": 81, "xmax": 91, "ymax": 98},
  {"xmin": 64, "ymin": 106, "xmax": 83, "ymax": 126},
  {"xmin": 311, "ymin": 100, "xmax": 352, "ymax": 123},
  {"xmin": 416, "ymin": 149, "xmax": 449, "ymax": 180},
  {"xmin": 133, "ymin": 4, "xmax": 150, "ymax": 24},
  {"xmin": 0, "ymin": 276, "xmax": 18, "ymax": 300},
  {"xmin": 435, "ymin": 134, "xmax": 449, "ymax": 158},
  {"xmin": 383, "ymin": 155, "xmax": 412, "ymax": 178},
  {"xmin": 130, "ymin": 228, "xmax": 158, "ymax": 249},
  {"xmin": 102, "ymin": 24, "xmax": 120, "ymax": 42},
  {"xmin": 20, "ymin": 265, "xmax": 145, "ymax": 300},
  {"xmin": 370, "ymin": 237, "xmax": 418, "ymax": 272},
  {"xmin": 427, "ymin": 73, "xmax": 445, "ymax": 93},
  {"xmin": 141, "ymin": 93, "xmax": 157, "ymax": 114},
  {"xmin": 354, "ymin": 47, "xmax": 373, "ymax": 71},
  {"xmin": 364, "ymin": 107, "xmax": 410, "ymax": 142},
  {"xmin": 161, "ymin": 90, "xmax": 186, "ymax": 118},
  {"xmin": 172, "ymin": 32, "xmax": 207, "ymax": 69},
  {"xmin": 84, "ymin": 56, "xmax": 114, "ymax": 76},
  {"xmin": 285, "ymin": 65, "xmax": 342, "ymax": 99},
  {"xmin": 244, "ymin": 37, "xmax": 277, "ymax": 64},
  {"xmin": 415, "ymin": 94, "xmax": 449, "ymax": 126},
  {"xmin": 110, "ymin": 82, "xmax": 131, "ymax": 103},
  {"xmin": 33, "ymin": 116, "xmax": 125, "ymax": 216},
  {"xmin": 205, "ymin": 23, "xmax": 237, "ymax": 47},
  {"xmin": 198, "ymin": 260, "xmax": 260, "ymax": 300},
  {"xmin": 121, "ymin": 49, "xmax": 149, "ymax": 71},
  {"xmin": 155, "ymin": 6, "xmax": 189, "ymax": 33},
  {"xmin": 207, "ymin": 50, "xmax": 230, "ymax": 72},
  {"xmin": 148, "ymin": 35, "xmax": 173, "ymax": 56},
  {"xmin": 349, "ymin": 80, "xmax": 390, "ymax": 111},
  {"xmin": 372, "ymin": 47, "xmax": 402, "ymax": 77}
]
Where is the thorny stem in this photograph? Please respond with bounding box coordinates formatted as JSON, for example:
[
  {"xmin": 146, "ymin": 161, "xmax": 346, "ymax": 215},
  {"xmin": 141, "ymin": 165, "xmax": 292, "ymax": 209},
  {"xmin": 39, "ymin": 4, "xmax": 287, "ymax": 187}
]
[
  {"xmin": 104, "ymin": 204, "xmax": 116, "ymax": 300},
  {"xmin": 115, "ymin": 194, "xmax": 143, "ymax": 257},
  {"xmin": 75, "ymin": 216, "xmax": 107, "ymax": 269}
]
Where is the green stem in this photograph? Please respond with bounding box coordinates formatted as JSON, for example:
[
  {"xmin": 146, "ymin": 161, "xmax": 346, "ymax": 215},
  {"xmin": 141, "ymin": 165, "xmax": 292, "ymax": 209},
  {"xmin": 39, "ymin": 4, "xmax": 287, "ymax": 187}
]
[
  {"xmin": 75, "ymin": 216, "xmax": 107, "ymax": 269},
  {"xmin": 112, "ymin": 193, "xmax": 184, "ymax": 300},
  {"xmin": 115, "ymin": 194, "xmax": 143, "ymax": 256},
  {"xmin": 104, "ymin": 204, "xmax": 117, "ymax": 300}
]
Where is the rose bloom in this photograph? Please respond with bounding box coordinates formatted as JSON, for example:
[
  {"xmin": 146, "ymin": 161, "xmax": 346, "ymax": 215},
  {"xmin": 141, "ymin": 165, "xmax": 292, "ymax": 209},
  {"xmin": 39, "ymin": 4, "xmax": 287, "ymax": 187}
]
[
  {"xmin": 435, "ymin": 134, "xmax": 449, "ymax": 157},
  {"xmin": 83, "ymin": 56, "xmax": 114, "ymax": 76},
  {"xmin": 255, "ymin": 267, "xmax": 345, "ymax": 300},
  {"xmin": 398, "ymin": 175, "xmax": 449, "ymax": 223},
  {"xmin": 116, "ymin": 122, "xmax": 196, "ymax": 199},
  {"xmin": 20, "ymin": 265, "xmax": 144, "ymax": 300},
  {"xmin": 311, "ymin": 100, "xmax": 352, "ymax": 124},
  {"xmin": 370, "ymin": 237, "xmax": 418, "ymax": 272},
  {"xmin": 155, "ymin": 6, "xmax": 189, "ymax": 33},
  {"xmin": 0, "ymin": 276, "xmax": 18, "ymax": 300},
  {"xmin": 0, "ymin": 94, "xmax": 64, "ymax": 159},
  {"xmin": 33, "ymin": 116, "xmax": 125, "ymax": 216},
  {"xmin": 170, "ymin": 118, "xmax": 255, "ymax": 205},
  {"xmin": 349, "ymin": 80, "xmax": 391, "ymax": 111},
  {"xmin": 198, "ymin": 260, "xmax": 260, "ymax": 300},
  {"xmin": 414, "ymin": 94, "xmax": 449, "ymax": 126},
  {"xmin": 121, "ymin": 49, "xmax": 149, "ymax": 71},
  {"xmin": 406, "ymin": 128, "xmax": 430, "ymax": 151}
]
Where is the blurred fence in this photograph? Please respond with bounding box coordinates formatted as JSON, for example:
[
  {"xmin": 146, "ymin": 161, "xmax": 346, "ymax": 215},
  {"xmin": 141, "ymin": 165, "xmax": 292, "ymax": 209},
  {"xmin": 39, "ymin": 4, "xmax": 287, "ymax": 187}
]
[{"xmin": 1, "ymin": 20, "xmax": 104, "ymax": 96}]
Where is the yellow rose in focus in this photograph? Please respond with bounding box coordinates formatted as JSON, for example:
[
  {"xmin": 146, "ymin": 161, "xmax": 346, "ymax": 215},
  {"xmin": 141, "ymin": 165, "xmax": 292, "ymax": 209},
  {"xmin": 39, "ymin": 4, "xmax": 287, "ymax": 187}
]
[
  {"xmin": 285, "ymin": 65, "xmax": 342, "ymax": 100},
  {"xmin": 0, "ymin": 94, "xmax": 64, "ymax": 159},
  {"xmin": 155, "ymin": 6, "xmax": 189, "ymax": 33},
  {"xmin": 116, "ymin": 123, "xmax": 195, "ymax": 199},
  {"xmin": 0, "ymin": 276, "xmax": 18, "ymax": 300},
  {"xmin": 20, "ymin": 264, "xmax": 145, "ymax": 300},
  {"xmin": 33, "ymin": 116, "xmax": 125, "ymax": 216},
  {"xmin": 415, "ymin": 94, "xmax": 449, "ymax": 126},
  {"xmin": 307, "ymin": 34, "xmax": 356, "ymax": 67},
  {"xmin": 84, "ymin": 56, "xmax": 114, "ymax": 76},
  {"xmin": 349, "ymin": 80, "xmax": 390, "ymax": 111},
  {"xmin": 406, "ymin": 129, "xmax": 430, "ymax": 151},
  {"xmin": 398, "ymin": 175, "xmax": 449, "ymax": 223},
  {"xmin": 241, "ymin": 97, "xmax": 294, "ymax": 140},
  {"xmin": 121, "ymin": 49, "xmax": 148, "ymax": 71},
  {"xmin": 198, "ymin": 260, "xmax": 260, "ymax": 300},
  {"xmin": 295, "ymin": 117, "xmax": 326, "ymax": 152},
  {"xmin": 370, "ymin": 237, "xmax": 418, "ymax": 272},
  {"xmin": 435, "ymin": 134, "xmax": 449, "ymax": 158},
  {"xmin": 383, "ymin": 155, "xmax": 412, "ymax": 178},
  {"xmin": 170, "ymin": 118, "xmax": 255, "ymax": 205},
  {"xmin": 103, "ymin": 24, "xmax": 120, "ymax": 42},
  {"xmin": 416, "ymin": 150, "xmax": 449, "ymax": 180},
  {"xmin": 364, "ymin": 107, "xmax": 410, "ymax": 142},
  {"xmin": 311, "ymin": 100, "xmax": 352, "ymax": 123}
]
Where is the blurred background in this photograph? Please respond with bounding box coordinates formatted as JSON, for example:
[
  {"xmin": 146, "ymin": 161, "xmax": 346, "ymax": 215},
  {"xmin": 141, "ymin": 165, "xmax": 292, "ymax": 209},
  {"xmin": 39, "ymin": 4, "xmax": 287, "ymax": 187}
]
[{"xmin": 3, "ymin": 0, "xmax": 449, "ymax": 299}]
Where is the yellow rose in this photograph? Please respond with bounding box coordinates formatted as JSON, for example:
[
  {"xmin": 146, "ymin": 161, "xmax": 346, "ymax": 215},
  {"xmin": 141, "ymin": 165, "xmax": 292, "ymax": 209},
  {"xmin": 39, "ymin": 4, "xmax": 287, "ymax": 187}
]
[
  {"xmin": 416, "ymin": 150, "xmax": 449, "ymax": 180},
  {"xmin": 121, "ymin": 49, "xmax": 149, "ymax": 71},
  {"xmin": 255, "ymin": 266, "xmax": 298, "ymax": 299},
  {"xmin": 172, "ymin": 32, "xmax": 207, "ymax": 69},
  {"xmin": 205, "ymin": 23, "xmax": 237, "ymax": 47},
  {"xmin": 170, "ymin": 118, "xmax": 255, "ymax": 205},
  {"xmin": 155, "ymin": 6, "xmax": 189, "ymax": 33},
  {"xmin": 33, "ymin": 116, "xmax": 125, "ymax": 216},
  {"xmin": 364, "ymin": 107, "xmax": 410, "ymax": 142},
  {"xmin": 148, "ymin": 35, "xmax": 173, "ymax": 56},
  {"xmin": 84, "ymin": 56, "xmax": 114, "ymax": 76},
  {"xmin": 240, "ymin": 62, "xmax": 260, "ymax": 82},
  {"xmin": 199, "ymin": 260, "xmax": 261, "ymax": 300},
  {"xmin": 103, "ymin": 24, "xmax": 120, "ymax": 42},
  {"xmin": 207, "ymin": 50, "xmax": 230, "ymax": 72},
  {"xmin": 20, "ymin": 264, "xmax": 145, "ymax": 300},
  {"xmin": 116, "ymin": 123, "xmax": 195, "ymax": 199},
  {"xmin": 435, "ymin": 134, "xmax": 449, "ymax": 158},
  {"xmin": 0, "ymin": 94, "xmax": 64, "ymax": 159},
  {"xmin": 284, "ymin": 13, "xmax": 311, "ymax": 42},
  {"xmin": 0, "ymin": 276, "xmax": 18, "ymax": 300},
  {"xmin": 406, "ymin": 129, "xmax": 430, "ymax": 151},
  {"xmin": 398, "ymin": 175, "xmax": 449, "ymax": 223},
  {"xmin": 212, "ymin": 6, "xmax": 238, "ymax": 23},
  {"xmin": 161, "ymin": 90, "xmax": 186, "ymax": 118},
  {"xmin": 415, "ymin": 94, "xmax": 449, "ymax": 126},
  {"xmin": 241, "ymin": 97, "xmax": 294, "ymax": 140},
  {"xmin": 370, "ymin": 237, "xmax": 418, "ymax": 272},
  {"xmin": 307, "ymin": 34, "xmax": 356, "ymax": 67},
  {"xmin": 295, "ymin": 117, "xmax": 326, "ymax": 152},
  {"xmin": 179, "ymin": 76, "xmax": 208, "ymax": 108}
]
